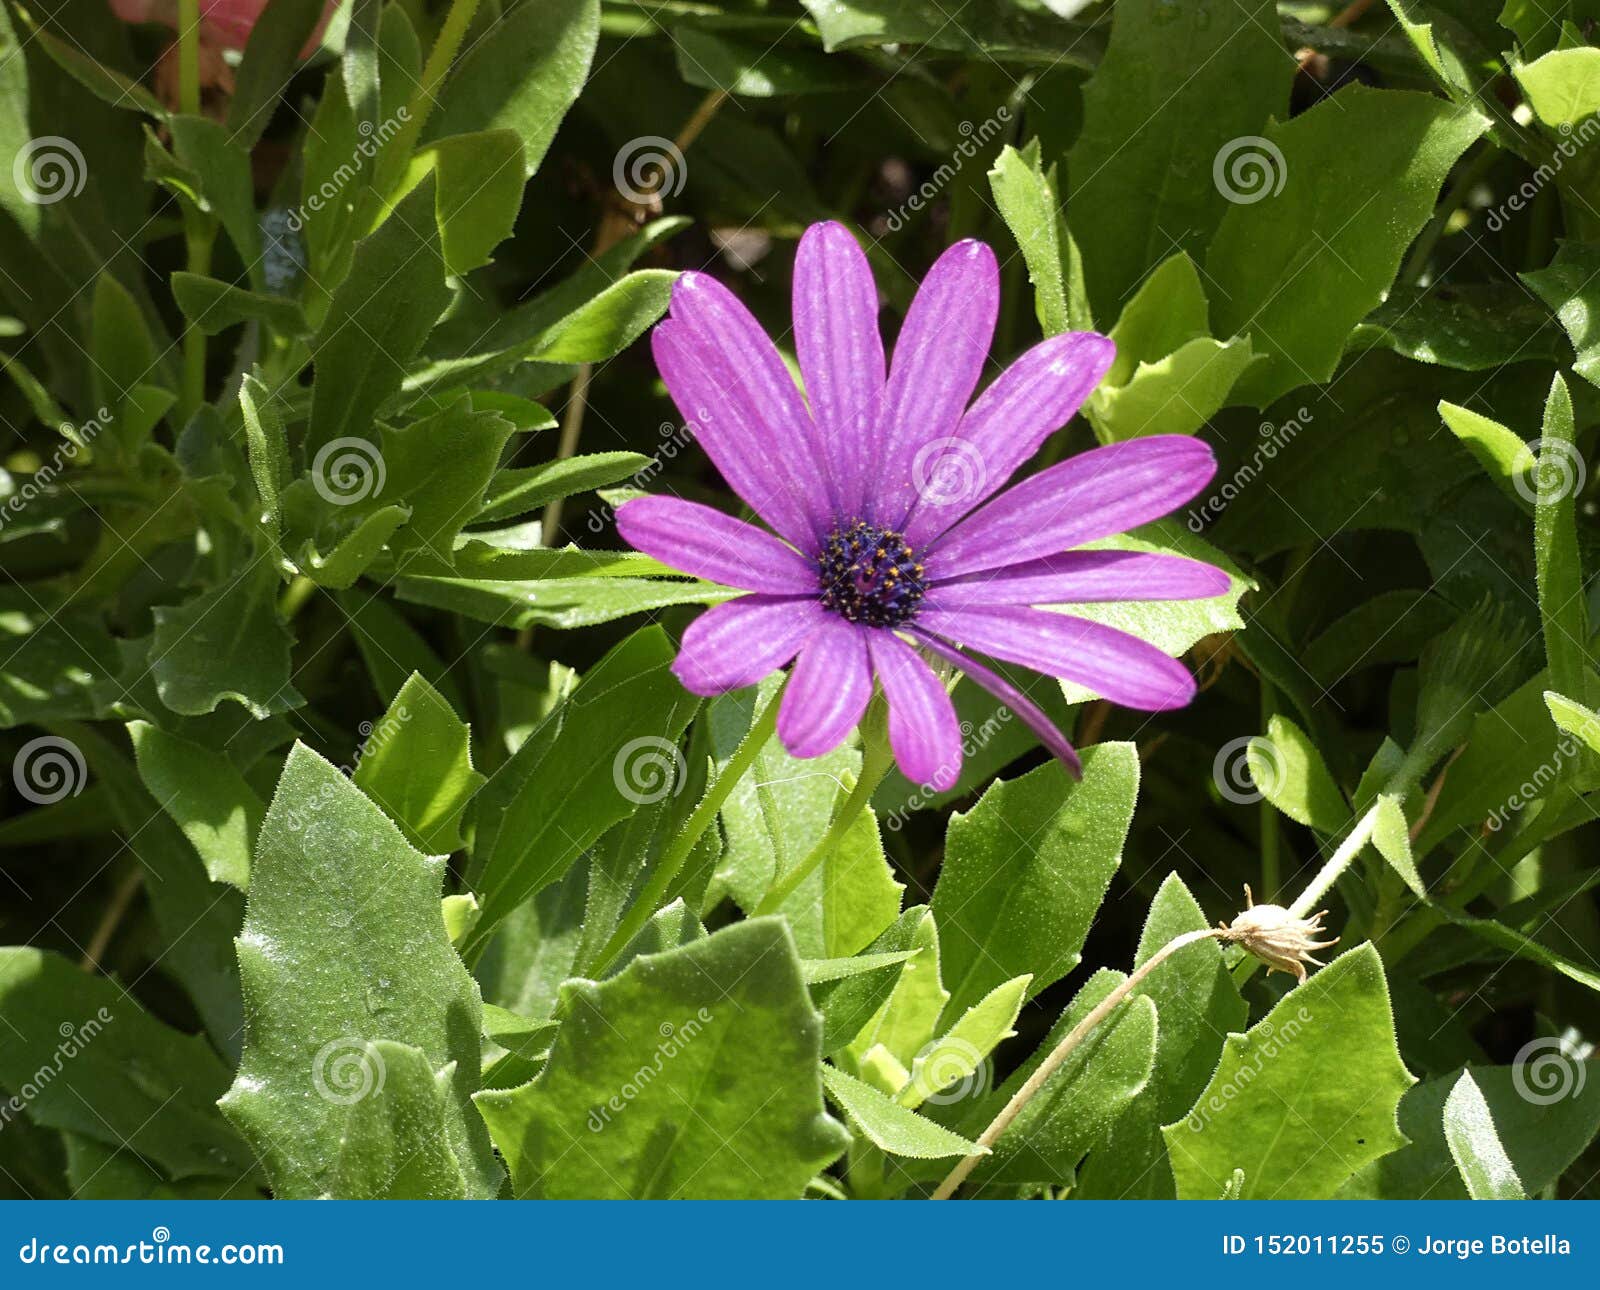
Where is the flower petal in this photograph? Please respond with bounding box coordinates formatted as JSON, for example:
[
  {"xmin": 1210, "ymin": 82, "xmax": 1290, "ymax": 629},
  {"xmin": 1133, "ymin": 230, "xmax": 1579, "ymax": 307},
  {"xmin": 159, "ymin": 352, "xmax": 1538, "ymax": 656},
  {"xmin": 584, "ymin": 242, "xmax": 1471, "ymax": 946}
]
[
  {"xmin": 778, "ymin": 617, "xmax": 873, "ymax": 759},
  {"xmin": 868, "ymin": 631, "xmax": 963, "ymax": 791},
  {"xmin": 919, "ymin": 604, "xmax": 1197, "ymax": 711},
  {"xmin": 902, "ymin": 331, "xmax": 1115, "ymax": 546},
  {"xmin": 874, "ymin": 240, "xmax": 999, "ymax": 529},
  {"xmin": 673, "ymin": 595, "xmax": 824, "ymax": 696},
  {"xmin": 931, "ymin": 550, "xmax": 1231, "ymax": 607},
  {"xmin": 926, "ymin": 435, "xmax": 1216, "ymax": 579},
  {"xmin": 794, "ymin": 222, "xmax": 885, "ymax": 518},
  {"xmin": 616, "ymin": 496, "xmax": 818, "ymax": 594},
  {"xmin": 913, "ymin": 631, "xmax": 1081, "ymax": 777}
]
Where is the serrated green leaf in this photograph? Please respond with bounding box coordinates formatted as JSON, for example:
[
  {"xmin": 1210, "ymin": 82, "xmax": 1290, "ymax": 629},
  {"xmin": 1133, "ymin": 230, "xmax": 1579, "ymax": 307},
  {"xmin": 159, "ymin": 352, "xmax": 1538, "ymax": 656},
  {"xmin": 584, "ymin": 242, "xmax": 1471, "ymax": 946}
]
[
  {"xmin": 478, "ymin": 452, "xmax": 650, "ymax": 525},
  {"xmin": 353, "ymin": 673, "xmax": 484, "ymax": 853},
  {"xmin": 172, "ymin": 273, "xmax": 308, "ymax": 337},
  {"xmin": 821, "ymin": 1064, "xmax": 982, "ymax": 1159},
  {"xmin": 328, "ymin": 1040, "xmax": 469, "ymax": 1199},
  {"xmin": 1444, "ymin": 1070, "xmax": 1526, "ymax": 1200},
  {"xmin": 410, "ymin": 129, "xmax": 525, "ymax": 274},
  {"xmin": 1373, "ymin": 794, "xmax": 1428, "ymax": 901},
  {"xmin": 988, "ymin": 140, "xmax": 1079, "ymax": 335},
  {"xmin": 1515, "ymin": 46, "xmax": 1600, "ymax": 124}
]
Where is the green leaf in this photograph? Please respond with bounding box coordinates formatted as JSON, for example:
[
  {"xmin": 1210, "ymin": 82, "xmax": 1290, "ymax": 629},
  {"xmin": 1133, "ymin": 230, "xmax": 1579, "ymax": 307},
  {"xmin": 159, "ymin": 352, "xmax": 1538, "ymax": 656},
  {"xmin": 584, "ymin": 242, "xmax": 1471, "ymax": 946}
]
[
  {"xmin": 91, "ymin": 271, "xmax": 159, "ymax": 454},
  {"xmin": 328, "ymin": 1040, "xmax": 470, "ymax": 1199},
  {"xmin": 227, "ymin": 0, "xmax": 331, "ymax": 147},
  {"xmin": 411, "ymin": 129, "xmax": 526, "ymax": 274},
  {"xmin": 128, "ymin": 720, "xmax": 261, "ymax": 889},
  {"xmin": 1514, "ymin": 46, "xmax": 1600, "ymax": 124},
  {"xmin": 149, "ymin": 560, "xmax": 301, "ymax": 719},
  {"xmin": 478, "ymin": 451, "xmax": 651, "ymax": 525},
  {"xmin": 1068, "ymin": 0, "xmax": 1291, "ymax": 316},
  {"xmin": 1533, "ymin": 374, "xmax": 1590, "ymax": 707},
  {"xmin": 394, "ymin": 573, "xmax": 735, "ymax": 631},
  {"xmin": 1443, "ymin": 1070, "xmax": 1526, "ymax": 1200},
  {"xmin": 425, "ymin": 0, "xmax": 599, "ymax": 177},
  {"xmin": 820, "ymin": 1065, "xmax": 983, "ymax": 1159},
  {"xmin": 797, "ymin": 0, "xmax": 1098, "ymax": 59},
  {"xmin": 464, "ymin": 627, "xmax": 700, "ymax": 957},
  {"xmin": 932, "ymin": 746, "xmax": 1137, "ymax": 1021},
  {"xmin": 521, "ymin": 270, "xmax": 677, "ymax": 365},
  {"xmin": 1438, "ymin": 400, "xmax": 1536, "ymax": 504},
  {"xmin": 0, "ymin": 947, "xmax": 257, "ymax": 1184},
  {"xmin": 844, "ymin": 908, "xmax": 948, "ymax": 1071},
  {"xmin": 988, "ymin": 140, "xmax": 1078, "ymax": 336},
  {"xmin": 475, "ymin": 919, "xmax": 849, "ymax": 1198},
  {"xmin": 353, "ymin": 673, "xmax": 484, "ymax": 854},
  {"xmin": 900, "ymin": 974, "xmax": 1029, "ymax": 1109},
  {"xmin": 19, "ymin": 20, "xmax": 166, "ymax": 120},
  {"xmin": 1373, "ymin": 794, "xmax": 1428, "ymax": 901},
  {"xmin": 168, "ymin": 116, "xmax": 262, "ymax": 277},
  {"xmin": 1164, "ymin": 944, "xmax": 1415, "ymax": 1199},
  {"xmin": 221, "ymin": 744, "xmax": 501, "ymax": 1199},
  {"xmin": 673, "ymin": 26, "xmax": 861, "ymax": 96},
  {"xmin": 1208, "ymin": 87, "xmax": 1488, "ymax": 406},
  {"xmin": 1545, "ymin": 689, "xmax": 1600, "ymax": 752},
  {"xmin": 1250, "ymin": 712, "xmax": 1346, "ymax": 832},
  {"xmin": 1351, "ymin": 284, "xmax": 1568, "ymax": 372},
  {"xmin": 171, "ymin": 273, "xmax": 308, "ymax": 337},
  {"xmin": 779, "ymin": 803, "xmax": 903, "ymax": 960},
  {"xmin": 307, "ymin": 175, "xmax": 451, "ymax": 456},
  {"xmin": 812, "ymin": 907, "xmax": 928, "ymax": 1056},
  {"xmin": 1088, "ymin": 334, "xmax": 1255, "ymax": 442},
  {"xmin": 1524, "ymin": 240, "xmax": 1600, "ymax": 387},
  {"xmin": 294, "ymin": 502, "xmax": 411, "ymax": 589}
]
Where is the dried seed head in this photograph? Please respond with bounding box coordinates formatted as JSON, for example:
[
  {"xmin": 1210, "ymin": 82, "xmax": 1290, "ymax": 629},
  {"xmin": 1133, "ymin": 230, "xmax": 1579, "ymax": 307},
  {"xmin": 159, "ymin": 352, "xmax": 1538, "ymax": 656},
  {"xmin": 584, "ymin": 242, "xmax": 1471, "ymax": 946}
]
[{"xmin": 1219, "ymin": 884, "xmax": 1338, "ymax": 983}]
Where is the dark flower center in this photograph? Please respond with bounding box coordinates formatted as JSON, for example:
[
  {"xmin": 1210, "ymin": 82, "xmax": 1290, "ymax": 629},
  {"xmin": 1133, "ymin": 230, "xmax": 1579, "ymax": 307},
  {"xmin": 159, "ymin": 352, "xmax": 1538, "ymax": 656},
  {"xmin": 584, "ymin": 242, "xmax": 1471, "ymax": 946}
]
[{"xmin": 817, "ymin": 520, "xmax": 926, "ymax": 627}]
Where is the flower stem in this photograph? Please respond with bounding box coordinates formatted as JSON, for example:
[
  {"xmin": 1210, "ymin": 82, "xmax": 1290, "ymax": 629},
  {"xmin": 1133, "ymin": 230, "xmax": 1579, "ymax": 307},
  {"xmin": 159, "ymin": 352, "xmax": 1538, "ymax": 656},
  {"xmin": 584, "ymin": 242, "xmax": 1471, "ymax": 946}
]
[
  {"xmin": 591, "ymin": 683, "xmax": 784, "ymax": 973},
  {"xmin": 932, "ymin": 928, "xmax": 1228, "ymax": 1200},
  {"xmin": 175, "ymin": 0, "xmax": 209, "ymax": 422},
  {"xmin": 752, "ymin": 713, "xmax": 895, "ymax": 917}
]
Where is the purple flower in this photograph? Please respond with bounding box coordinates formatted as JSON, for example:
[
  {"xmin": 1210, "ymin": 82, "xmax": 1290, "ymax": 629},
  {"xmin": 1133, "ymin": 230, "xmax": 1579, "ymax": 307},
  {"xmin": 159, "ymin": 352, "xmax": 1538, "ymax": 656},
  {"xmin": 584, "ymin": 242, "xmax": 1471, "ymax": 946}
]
[{"xmin": 618, "ymin": 222, "xmax": 1226, "ymax": 791}]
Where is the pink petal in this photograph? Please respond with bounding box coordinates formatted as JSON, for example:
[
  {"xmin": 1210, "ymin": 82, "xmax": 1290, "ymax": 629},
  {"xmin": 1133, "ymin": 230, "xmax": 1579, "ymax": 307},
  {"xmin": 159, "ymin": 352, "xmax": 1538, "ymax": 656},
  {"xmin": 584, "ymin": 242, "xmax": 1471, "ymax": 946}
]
[
  {"xmin": 931, "ymin": 550, "xmax": 1230, "ymax": 607},
  {"xmin": 616, "ymin": 496, "xmax": 817, "ymax": 594},
  {"xmin": 869, "ymin": 631, "xmax": 962, "ymax": 791},
  {"xmin": 673, "ymin": 596, "xmax": 824, "ymax": 696},
  {"xmin": 778, "ymin": 618, "xmax": 873, "ymax": 759}
]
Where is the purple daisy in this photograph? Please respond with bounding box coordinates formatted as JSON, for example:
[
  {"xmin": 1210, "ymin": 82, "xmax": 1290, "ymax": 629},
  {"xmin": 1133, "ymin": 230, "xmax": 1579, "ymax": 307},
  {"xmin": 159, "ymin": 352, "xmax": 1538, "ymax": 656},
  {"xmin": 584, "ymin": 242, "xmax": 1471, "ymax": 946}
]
[{"xmin": 617, "ymin": 222, "xmax": 1227, "ymax": 792}]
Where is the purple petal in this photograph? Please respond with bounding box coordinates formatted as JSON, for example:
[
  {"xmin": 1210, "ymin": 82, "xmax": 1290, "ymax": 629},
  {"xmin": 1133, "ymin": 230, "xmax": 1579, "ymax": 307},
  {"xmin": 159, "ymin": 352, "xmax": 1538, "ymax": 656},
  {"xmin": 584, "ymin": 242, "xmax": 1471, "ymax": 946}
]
[
  {"xmin": 794, "ymin": 222, "xmax": 885, "ymax": 518},
  {"xmin": 673, "ymin": 596, "xmax": 824, "ymax": 696},
  {"xmin": 902, "ymin": 332, "xmax": 1116, "ymax": 547},
  {"xmin": 913, "ymin": 631, "xmax": 1081, "ymax": 777},
  {"xmin": 931, "ymin": 550, "xmax": 1231, "ymax": 607},
  {"xmin": 868, "ymin": 631, "xmax": 963, "ymax": 791},
  {"xmin": 874, "ymin": 240, "xmax": 999, "ymax": 530},
  {"xmin": 778, "ymin": 618, "xmax": 873, "ymax": 759},
  {"xmin": 926, "ymin": 436, "xmax": 1216, "ymax": 580},
  {"xmin": 919, "ymin": 605, "xmax": 1197, "ymax": 711},
  {"xmin": 617, "ymin": 496, "xmax": 818, "ymax": 594}
]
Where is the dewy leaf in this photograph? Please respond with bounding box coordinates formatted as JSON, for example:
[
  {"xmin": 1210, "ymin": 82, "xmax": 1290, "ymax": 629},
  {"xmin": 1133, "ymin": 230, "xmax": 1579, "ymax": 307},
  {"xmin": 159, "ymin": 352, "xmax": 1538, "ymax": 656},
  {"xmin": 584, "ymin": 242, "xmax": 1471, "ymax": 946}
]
[
  {"xmin": 1250, "ymin": 712, "xmax": 1346, "ymax": 832},
  {"xmin": 328, "ymin": 1041, "xmax": 470, "ymax": 1200},
  {"xmin": 1164, "ymin": 944, "xmax": 1415, "ymax": 1199},
  {"xmin": 149, "ymin": 559, "xmax": 302, "ymax": 719},
  {"xmin": 424, "ymin": 0, "xmax": 599, "ymax": 177},
  {"xmin": 128, "ymin": 720, "xmax": 262, "ymax": 889},
  {"xmin": 475, "ymin": 919, "xmax": 850, "ymax": 1198},
  {"xmin": 0, "ymin": 948, "xmax": 258, "ymax": 1185},
  {"xmin": 306, "ymin": 175, "xmax": 451, "ymax": 456},
  {"xmin": 1443, "ymin": 1070, "xmax": 1526, "ymax": 1200},
  {"xmin": 932, "ymin": 745, "xmax": 1137, "ymax": 1021},
  {"xmin": 1208, "ymin": 87, "xmax": 1488, "ymax": 407},
  {"xmin": 464, "ymin": 626, "xmax": 700, "ymax": 958},
  {"xmin": 221, "ymin": 744, "xmax": 501, "ymax": 1199},
  {"xmin": 1524, "ymin": 240, "xmax": 1600, "ymax": 388},
  {"xmin": 353, "ymin": 673, "xmax": 484, "ymax": 854},
  {"xmin": 1068, "ymin": 0, "xmax": 1292, "ymax": 317},
  {"xmin": 820, "ymin": 1064, "xmax": 982, "ymax": 1159}
]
